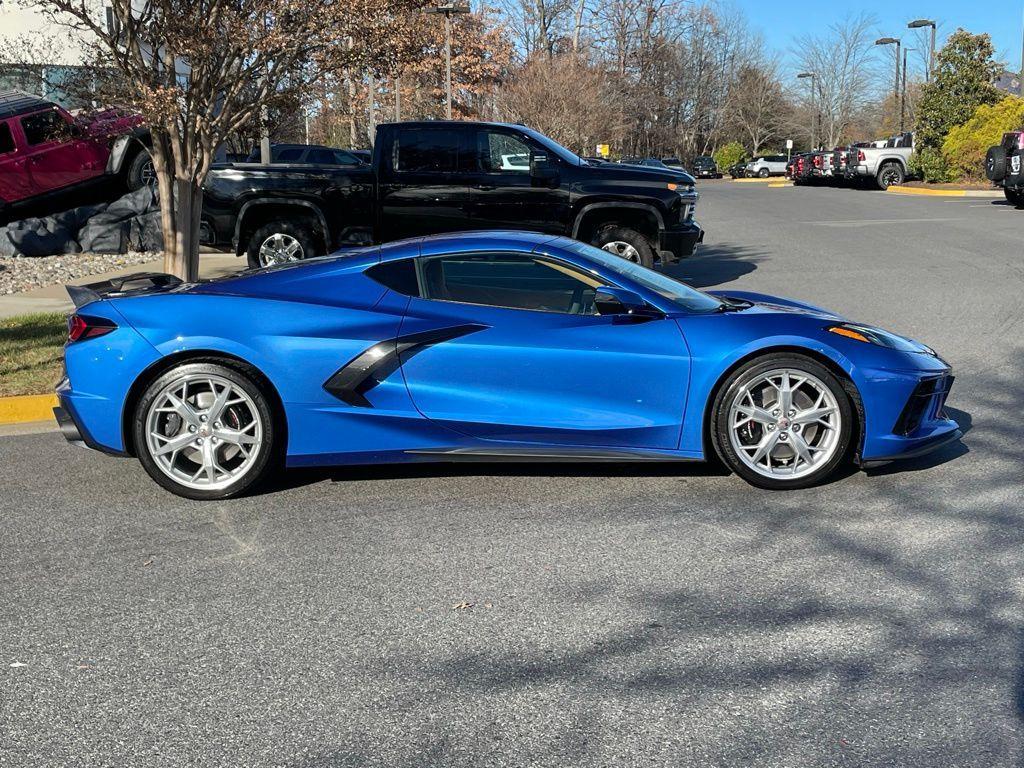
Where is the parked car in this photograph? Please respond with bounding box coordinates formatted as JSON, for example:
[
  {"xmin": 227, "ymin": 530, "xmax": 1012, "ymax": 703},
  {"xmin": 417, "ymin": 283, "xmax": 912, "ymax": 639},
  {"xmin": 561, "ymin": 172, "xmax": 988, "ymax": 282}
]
[
  {"xmin": 202, "ymin": 121, "xmax": 703, "ymax": 270},
  {"xmin": 745, "ymin": 154, "xmax": 789, "ymax": 178},
  {"xmin": 984, "ymin": 131, "xmax": 1024, "ymax": 206},
  {"xmin": 244, "ymin": 143, "xmax": 368, "ymax": 166},
  {"xmin": 0, "ymin": 90, "xmax": 152, "ymax": 219},
  {"xmin": 843, "ymin": 132, "xmax": 914, "ymax": 189},
  {"xmin": 791, "ymin": 153, "xmax": 816, "ymax": 185},
  {"xmin": 55, "ymin": 230, "xmax": 959, "ymax": 499},
  {"xmin": 662, "ymin": 157, "xmax": 688, "ymax": 173},
  {"xmin": 691, "ymin": 156, "xmax": 721, "ymax": 179},
  {"xmin": 728, "ymin": 160, "xmax": 748, "ymax": 179}
]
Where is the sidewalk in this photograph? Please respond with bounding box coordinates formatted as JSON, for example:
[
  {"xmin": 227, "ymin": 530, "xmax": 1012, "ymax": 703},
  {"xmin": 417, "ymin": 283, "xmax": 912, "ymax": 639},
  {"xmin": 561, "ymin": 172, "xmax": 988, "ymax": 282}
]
[{"xmin": 0, "ymin": 251, "xmax": 244, "ymax": 319}]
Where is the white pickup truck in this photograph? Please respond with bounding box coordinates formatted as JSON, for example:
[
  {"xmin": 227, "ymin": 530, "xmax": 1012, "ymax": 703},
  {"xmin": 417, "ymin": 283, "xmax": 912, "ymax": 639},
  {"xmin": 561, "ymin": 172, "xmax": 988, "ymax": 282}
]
[{"xmin": 843, "ymin": 132, "xmax": 914, "ymax": 189}]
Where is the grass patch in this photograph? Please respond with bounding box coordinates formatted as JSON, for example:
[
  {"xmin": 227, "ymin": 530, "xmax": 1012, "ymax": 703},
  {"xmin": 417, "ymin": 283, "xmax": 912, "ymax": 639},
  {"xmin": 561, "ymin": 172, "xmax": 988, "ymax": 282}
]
[{"xmin": 0, "ymin": 312, "xmax": 66, "ymax": 397}]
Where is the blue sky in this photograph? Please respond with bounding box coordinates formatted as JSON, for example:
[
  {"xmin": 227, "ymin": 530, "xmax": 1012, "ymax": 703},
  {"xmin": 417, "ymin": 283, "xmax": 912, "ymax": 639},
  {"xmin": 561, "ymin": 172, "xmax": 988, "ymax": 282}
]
[{"xmin": 742, "ymin": 0, "xmax": 1020, "ymax": 77}]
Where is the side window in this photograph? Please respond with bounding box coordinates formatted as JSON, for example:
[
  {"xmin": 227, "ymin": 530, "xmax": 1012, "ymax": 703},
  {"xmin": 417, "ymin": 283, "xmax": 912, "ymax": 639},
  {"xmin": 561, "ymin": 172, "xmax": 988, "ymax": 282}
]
[
  {"xmin": 391, "ymin": 128, "xmax": 462, "ymax": 173},
  {"xmin": 21, "ymin": 110, "xmax": 65, "ymax": 146},
  {"xmin": 366, "ymin": 258, "xmax": 420, "ymax": 296},
  {"xmin": 476, "ymin": 130, "xmax": 531, "ymax": 174},
  {"xmin": 275, "ymin": 147, "xmax": 303, "ymax": 163},
  {"xmin": 419, "ymin": 253, "xmax": 604, "ymax": 315},
  {"xmin": 0, "ymin": 122, "xmax": 14, "ymax": 154},
  {"xmin": 331, "ymin": 150, "xmax": 360, "ymax": 166}
]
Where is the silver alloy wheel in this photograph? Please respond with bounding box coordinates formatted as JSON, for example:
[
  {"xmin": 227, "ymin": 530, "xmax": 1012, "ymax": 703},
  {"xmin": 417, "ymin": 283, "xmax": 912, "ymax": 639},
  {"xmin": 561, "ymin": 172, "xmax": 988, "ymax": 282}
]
[
  {"xmin": 144, "ymin": 373, "xmax": 263, "ymax": 492},
  {"xmin": 258, "ymin": 233, "xmax": 303, "ymax": 267},
  {"xmin": 880, "ymin": 166, "xmax": 901, "ymax": 188},
  {"xmin": 601, "ymin": 240, "xmax": 642, "ymax": 263},
  {"xmin": 727, "ymin": 368, "xmax": 842, "ymax": 479}
]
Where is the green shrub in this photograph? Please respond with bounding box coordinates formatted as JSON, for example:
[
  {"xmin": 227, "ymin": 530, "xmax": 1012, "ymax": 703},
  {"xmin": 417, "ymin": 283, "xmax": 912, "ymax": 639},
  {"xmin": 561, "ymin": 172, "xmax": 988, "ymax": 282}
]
[
  {"xmin": 713, "ymin": 141, "xmax": 747, "ymax": 170},
  {"xmin": 942, "ymin": 96, "xmax": 1024, "ymax": 180},
  {"xmin": 909, "ymin": 147, "xmax": 960, "ymax": 183}
]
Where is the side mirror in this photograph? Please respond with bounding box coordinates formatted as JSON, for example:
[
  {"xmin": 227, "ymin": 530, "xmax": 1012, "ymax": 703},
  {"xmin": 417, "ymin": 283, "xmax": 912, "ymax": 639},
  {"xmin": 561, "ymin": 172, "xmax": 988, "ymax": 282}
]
[
  {"xmin": 530, "ymin": 151, "xmax": 559, "ymax": 187},
  {"xmin": 594, "ymin": 286, "xmax": 660, "ymax": 318}
]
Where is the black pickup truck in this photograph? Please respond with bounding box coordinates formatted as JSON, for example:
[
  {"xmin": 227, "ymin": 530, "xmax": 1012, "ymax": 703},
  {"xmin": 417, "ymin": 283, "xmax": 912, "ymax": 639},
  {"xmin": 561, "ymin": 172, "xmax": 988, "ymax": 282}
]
[{"xmin": 201, "ymin": 121, "xmax": 703, "ymax": 269}]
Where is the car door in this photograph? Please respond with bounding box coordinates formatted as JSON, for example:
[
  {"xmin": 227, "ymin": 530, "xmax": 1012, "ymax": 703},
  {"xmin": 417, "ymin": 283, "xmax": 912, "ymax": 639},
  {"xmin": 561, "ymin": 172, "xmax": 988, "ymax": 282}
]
[
  {"xmin": 466, "ymin": 126, "xmax": 570, "ymax": 235},
  {"xmin": 0, "ymin": 119, "xmax": 34, "ymax": 203},
  {"xmin": 19, "ymin": 108, "xmax": 107, "ymax": 193},
  {"xmin": 398, "ymin": 250, "xmax": 690, "ymax": 450},
  {"xmin": 376, "ymin": 125, "xmax": 474, "ymax": 241}
]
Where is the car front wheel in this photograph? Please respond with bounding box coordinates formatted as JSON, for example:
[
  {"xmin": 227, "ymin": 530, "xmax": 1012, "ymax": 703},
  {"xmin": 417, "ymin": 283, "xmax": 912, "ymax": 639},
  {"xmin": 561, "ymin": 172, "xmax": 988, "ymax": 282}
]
[
  {"xmin": 133, "ymin": 361, "xmax": 278, "ymax": 500},
  {"xmin": 712, "ymin": 354, "xmax": 854, "ymax": 489},
  {"xmin": 592, "ymin": 225, "xmax": 656, "ymax": 268}
]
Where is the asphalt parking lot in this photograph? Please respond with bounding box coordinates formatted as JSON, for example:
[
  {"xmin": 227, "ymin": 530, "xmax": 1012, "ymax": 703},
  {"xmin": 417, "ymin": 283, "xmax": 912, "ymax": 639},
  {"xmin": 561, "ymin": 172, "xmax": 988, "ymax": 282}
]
[{"xmin": 3, "ymin": 182, "xmax": 1023, "ymax": 767}]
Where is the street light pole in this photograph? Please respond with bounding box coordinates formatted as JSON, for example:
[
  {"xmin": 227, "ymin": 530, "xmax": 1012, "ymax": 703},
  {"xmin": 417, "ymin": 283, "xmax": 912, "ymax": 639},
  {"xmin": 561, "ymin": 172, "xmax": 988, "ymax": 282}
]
[
  {"xmin": 908, "ymin": 19, "xmax": 937, "ymax": 82},
  {"xmin": 901, "ymin": 48, "xmax": 915, "ymax": 133},
  {"xmin": 425, "ymin": 4, "xmax": 471, "ymax": 120},
  {"xmin": 797, "ymin": 72, "xmax": 816, "ymax": 149},
  {"xmin": 875, "ymin": 38, "xmax": 901, "ymax": 127}
]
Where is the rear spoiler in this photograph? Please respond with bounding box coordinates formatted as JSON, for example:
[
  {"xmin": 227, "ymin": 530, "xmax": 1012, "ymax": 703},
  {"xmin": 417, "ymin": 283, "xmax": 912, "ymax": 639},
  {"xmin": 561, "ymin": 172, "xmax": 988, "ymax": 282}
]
[{"xmin": 67, "ymin": 272, "xmax": 183, "ymax": 308}]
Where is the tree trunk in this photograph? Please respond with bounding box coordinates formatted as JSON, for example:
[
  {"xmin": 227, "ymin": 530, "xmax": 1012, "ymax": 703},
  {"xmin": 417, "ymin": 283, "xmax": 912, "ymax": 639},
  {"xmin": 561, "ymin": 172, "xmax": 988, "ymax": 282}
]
[{"xmin": 160, "ymin": 177, "xmax": 202, "ymax": 283}]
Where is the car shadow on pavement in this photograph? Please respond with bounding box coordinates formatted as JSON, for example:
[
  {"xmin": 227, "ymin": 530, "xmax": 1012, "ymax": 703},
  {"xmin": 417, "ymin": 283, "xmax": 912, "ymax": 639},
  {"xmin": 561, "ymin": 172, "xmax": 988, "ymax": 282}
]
[{"xmin": 664, "ymin": 242, "xmax": 765, "ymax": 289}]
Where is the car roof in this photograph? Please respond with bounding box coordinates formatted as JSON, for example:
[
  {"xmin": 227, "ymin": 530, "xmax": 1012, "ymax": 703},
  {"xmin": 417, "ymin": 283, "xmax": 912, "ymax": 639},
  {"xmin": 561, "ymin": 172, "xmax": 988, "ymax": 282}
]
[{"xmin": 0, "ymin": 90, "xmax": 54, "ymax": 120}]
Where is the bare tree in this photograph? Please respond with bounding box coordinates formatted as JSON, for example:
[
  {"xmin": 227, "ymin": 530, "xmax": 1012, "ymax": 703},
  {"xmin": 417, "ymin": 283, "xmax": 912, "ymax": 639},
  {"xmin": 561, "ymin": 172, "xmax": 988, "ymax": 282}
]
[
  {"xmin": 726, "ymin": 56, "xmax": 789, "ymax": 154},
  {"xmin": 793, "ymin": 13, "xmax": 879, "ymax": 148}
]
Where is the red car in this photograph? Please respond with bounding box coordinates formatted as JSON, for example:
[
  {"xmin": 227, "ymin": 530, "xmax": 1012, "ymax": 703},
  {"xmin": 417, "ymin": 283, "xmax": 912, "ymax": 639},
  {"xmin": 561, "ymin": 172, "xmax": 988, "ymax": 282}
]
[{"xmin": 0, "ymin": 91, "xmax": 152, "ymax": 219}]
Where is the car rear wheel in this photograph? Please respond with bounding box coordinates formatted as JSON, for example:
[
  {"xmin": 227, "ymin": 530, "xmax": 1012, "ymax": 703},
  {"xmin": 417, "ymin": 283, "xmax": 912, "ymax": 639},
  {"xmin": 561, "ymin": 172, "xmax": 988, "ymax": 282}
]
[
  {"xmin": 133, "ymin": 361, "xmax": 278, "ymax": 500},
  {"xmin": 876, "ymin": 162, "xmax": 904, "ymax": 190},
  {"xmin": 712, "ymin": 354, "xmax": 854, "ymax": 490},
  {"xmin": 592, "ymin": 225, "xmax": 656, "ymax": 268},
  {"xmin": 247, "ymin": 219, "xmax": 318, "ymax": 269}
]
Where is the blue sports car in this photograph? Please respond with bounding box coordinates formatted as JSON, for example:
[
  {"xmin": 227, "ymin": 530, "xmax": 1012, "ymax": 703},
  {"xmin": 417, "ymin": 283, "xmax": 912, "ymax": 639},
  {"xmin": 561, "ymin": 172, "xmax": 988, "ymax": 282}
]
[{"xmin": 54, "ymin": 231, "xmax": 960, "ymax": 499}]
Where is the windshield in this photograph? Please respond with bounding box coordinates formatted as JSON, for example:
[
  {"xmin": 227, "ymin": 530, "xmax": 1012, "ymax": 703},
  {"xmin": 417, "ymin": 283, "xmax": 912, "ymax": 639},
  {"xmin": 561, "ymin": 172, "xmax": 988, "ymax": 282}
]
[
  {"xmin": 520, "ymin": 126, "xmax": 583, "ymax": 166},
  {"xmin": 560, "ymin": 240, "xmax": 724, "ymax": 313}
]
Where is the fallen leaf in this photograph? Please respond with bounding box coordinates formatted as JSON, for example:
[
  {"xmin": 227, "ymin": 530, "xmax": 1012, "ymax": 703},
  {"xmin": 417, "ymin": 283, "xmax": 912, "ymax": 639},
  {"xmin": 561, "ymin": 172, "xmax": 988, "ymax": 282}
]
[
  {"xmin": 142, "ymin": 559, "xmax": 154, "ymax": 567},
  {"xmin": 452, "ymin": 601, "xmax": 473, "ymax": 611}
]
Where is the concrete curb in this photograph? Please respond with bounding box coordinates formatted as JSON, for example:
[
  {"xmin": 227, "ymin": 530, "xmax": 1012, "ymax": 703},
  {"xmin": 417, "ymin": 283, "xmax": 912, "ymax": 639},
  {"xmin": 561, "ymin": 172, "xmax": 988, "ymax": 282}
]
[
  {"xmin": 0, "ymin": 394, "xmax": 58, "ymax": 425},
  {"xmin": 768, "ymin": 182, "xmax": 794, "ymax": 188},
  {"xmin": 886, "ymin": 186, "xmax": 1003, "ymax": 198},
  {"xmin": 732, "ymin": 177, "xmax": 776, "ymax": 183}
]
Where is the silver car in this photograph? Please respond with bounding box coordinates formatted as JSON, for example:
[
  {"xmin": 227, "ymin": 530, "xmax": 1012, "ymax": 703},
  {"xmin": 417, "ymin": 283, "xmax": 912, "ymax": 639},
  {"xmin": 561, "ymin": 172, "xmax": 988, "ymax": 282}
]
[{"xmin": 746, "ymin": 154, "xmax": 789, "ymax": 178}]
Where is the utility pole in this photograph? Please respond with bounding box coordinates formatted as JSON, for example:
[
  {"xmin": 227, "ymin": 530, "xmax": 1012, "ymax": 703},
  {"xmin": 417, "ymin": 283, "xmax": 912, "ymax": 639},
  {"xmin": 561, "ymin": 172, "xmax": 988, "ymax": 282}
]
[
  {"xmin": 367, "ymin": 71, "xmax": 376, "ymax": 146},
  {"xmin": 875, "ymin": 37, "xmax": 901, "ymax": 128},
  {"xmin": 425, "ymin": 4, "xmax": 470, "ymax": 120},
  {"xmin": 394, "ymin": 75, "xmax": 401, "ymax": 121}
]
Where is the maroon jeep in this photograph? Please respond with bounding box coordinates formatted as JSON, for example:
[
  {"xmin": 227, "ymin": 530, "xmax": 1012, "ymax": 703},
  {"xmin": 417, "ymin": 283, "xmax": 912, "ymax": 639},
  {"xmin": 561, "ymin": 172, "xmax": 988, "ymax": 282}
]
[{"xmin": 0, "ymin": 91, "xmax": 152, "ymax": 219}]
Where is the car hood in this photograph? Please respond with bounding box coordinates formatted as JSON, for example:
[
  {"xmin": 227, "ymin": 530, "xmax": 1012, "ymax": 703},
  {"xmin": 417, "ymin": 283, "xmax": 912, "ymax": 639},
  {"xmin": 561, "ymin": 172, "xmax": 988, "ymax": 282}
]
[
  {"xmin": 708, "ymin": 290, "xmax": 844, "ymax": 320},
  {"xmin": 587, "ymin": 162, "xmax": 695, "ymax": 185}
]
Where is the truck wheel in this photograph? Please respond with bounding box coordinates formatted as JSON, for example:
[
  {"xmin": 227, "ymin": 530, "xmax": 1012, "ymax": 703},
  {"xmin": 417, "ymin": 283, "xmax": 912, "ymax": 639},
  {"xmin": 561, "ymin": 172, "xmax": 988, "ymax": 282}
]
[
  {"xmin": 246, "ymin": 220, "xmax": 318, "ymax": 269},
  {"xmin": 758, "ymin": 168, "xmax": 770, "ymax": 178},
  {"xmin": 126, "ymin": 151, "xmax": 155, "ymax": 191},
  {"xmin": 592, "ymin": 225, "xmax": 656, "ymax": 268},
  {"xmin": 876, "ymin": 163, "xmax": 904, "ymax": 190},
  {"xmin": 1005, "ymin": 187, "xmax": 1024, "ymax": 207}
]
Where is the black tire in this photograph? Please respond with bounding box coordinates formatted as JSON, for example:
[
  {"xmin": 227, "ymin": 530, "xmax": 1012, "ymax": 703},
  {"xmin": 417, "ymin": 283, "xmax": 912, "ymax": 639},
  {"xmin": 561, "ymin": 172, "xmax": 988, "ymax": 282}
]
[
  {"xmin": 1005, "ymin": 187, "xmax": 1024, "ymax": 207},
  {"xmin": 125, "ymin": 150, "xmax": 154, "ymax": 191},
  {"xmin": 132, "ymin": 361, "xmax": 279, "ymax": 500},
  {"xmin": 876, "ymin": 162, "xmax": 904, "ymax": 190},
  {"xmin": 246, "ymin": 218, "xmax": 319, "ymax": 270},
  {"xmin": 758, "ymin": 168, "xmax": 770, "ymax": 178},
  {"xmin": 986, "ymin": 146, "xmax": 1008, "ymax": 181},
  {"xmin": 710, "ymin": 353, "xmax": 855, "ymax": 490},
  {"xmin": 591, "ymin": 225, "xmax": 656, "ymax": 268}
]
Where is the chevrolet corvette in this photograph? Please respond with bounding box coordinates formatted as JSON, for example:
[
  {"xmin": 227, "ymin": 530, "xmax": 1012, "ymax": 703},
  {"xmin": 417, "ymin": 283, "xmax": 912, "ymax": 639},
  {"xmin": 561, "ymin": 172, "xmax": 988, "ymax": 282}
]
[{"xmin": 54, "ymin": 231, "xmax": 960, "ymax": 499}]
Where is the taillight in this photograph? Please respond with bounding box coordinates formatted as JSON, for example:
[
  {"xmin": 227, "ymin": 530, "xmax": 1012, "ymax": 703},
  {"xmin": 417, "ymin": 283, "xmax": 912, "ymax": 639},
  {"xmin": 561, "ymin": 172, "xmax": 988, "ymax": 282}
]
[
  {"xmin": 68, "ymin": 314, "xmax": 117, "ymax": 342},
  {"xmin": 813, "ymin": 155, "xmax": 822, "ymax": 167},
  {"xmin": 858, "ymin": 150, "xmax": 865, "ymax": 162}
]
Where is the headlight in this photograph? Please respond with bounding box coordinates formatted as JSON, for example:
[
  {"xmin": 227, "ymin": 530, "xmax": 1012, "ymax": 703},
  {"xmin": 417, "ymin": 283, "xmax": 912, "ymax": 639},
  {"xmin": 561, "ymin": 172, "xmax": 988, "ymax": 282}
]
[{"xmin": 827, "ymin": 323, "xmax": 935, "ymax": 355}]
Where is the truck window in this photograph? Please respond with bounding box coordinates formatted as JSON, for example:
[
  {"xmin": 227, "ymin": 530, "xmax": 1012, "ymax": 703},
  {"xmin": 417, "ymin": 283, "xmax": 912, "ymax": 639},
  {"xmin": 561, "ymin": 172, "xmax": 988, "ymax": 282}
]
[
  {"xmin": 0, "ymin": 122, "xmax": 14, "ymax": 154},
  {"xmin": 21, "ymin": 110, "xmax": 65, "ymax": 145},
  {"xmin": 476, "ymin": 130, "xmax": 531, "ymax": 174},
  {"xmin": 392, "ymin": 128, "xmax": 461, "ymax": 174}
]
